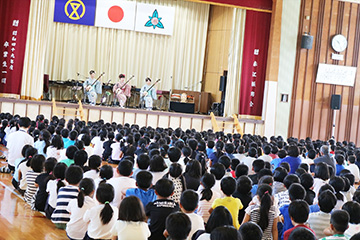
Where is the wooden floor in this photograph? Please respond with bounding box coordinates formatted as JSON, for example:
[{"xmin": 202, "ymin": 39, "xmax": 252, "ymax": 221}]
[{"xmin": 0, "ymin": 145, "xmax": 67, "ymax": 240}]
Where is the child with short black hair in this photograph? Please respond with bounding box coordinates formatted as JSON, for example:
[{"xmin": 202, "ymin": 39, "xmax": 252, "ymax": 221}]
[
  {"xmin": 111, "ymin": 196, "xmax": 150, "ymax": 240},
  {"xmin": 283, "ymin": 200, "xmax": 315, "ymax": 240},
  {"xmin": 179, "ymin": 189, "xmax": 205, "ymax": 239},
  {"xmin": 73, "ymin": 149, "xmax": 88, "ymax": 170},
  {"xmin": 66, "ymin": 178, "xmax": 96, "ymax": 240},
  {"xmin": 230, "ymin": 158, "xmax": 240, "ymax": 178},
  {"xmin": 342, "ymin": 201, "xmax": 360, "ymax": 238},
  {"xmin": 108, "ymin": 159, "xmax": 136, "ymax": 208},
  {"xmin": 64, "ymin": 130, "xmax": 78, "ymax": 148},
  {"xmin": 168, "ymin": 146, "xmax": 182, "ymax": 163},
  {"xmin": 210, "ymin": 163, "xmax": 226, "ymax": 196},
  {"xmin": 233, "ymin": 175, "xmax": 253, "ymax": 223},
  {"xmin": 288, "ymin": 227, "xmax": 316, "ymax": 240},
  {"xmin": 218, "ymin": 155, "xmax": 231, "ymax": 176},
  {"xmin": 308, "ymin": 190, "xmax": 337, "ymax": 239},
  {"xmin": 235, "ymin": 164, "xmax": 249, "ymax": 179},
  {"xmin": 321, "ymin": 210, "xmax": 350, "ymax": 240},
  {"xmin": 126, "ymin": 170, "xmax": 156, "ymax": 208},
  {"xmin": 34, "ymin": 157, "xmax": 57, "ymax": 211},
  {"xmin": 60, "ymin": 145, "xmax": 79, "ymax": 166},
  {"xmin": 94, "ymin": 164, "xmax": 114, "ymax": 189},
  {"xmin": 273, "ymin": 167, "xmax": 288, "ymax": 195},
  {"xmin": 275, "ymin": 174, "xmax": 301, "ymax": 208},
  {"xmin": 51, "ymin": 165, "xmax": 84, "ymax": 229},
  {"xmin": 300, "ymin": 173, "xmax": 316, "ymax": 205},
  {"xmin": 249, "ymin": 159, "xmax": 265, "ymax": 184},
  {"xmin": 83, "ymin": 182, "xmax": 118, "ymax": 239},
  {"xmin": 133, "ymin": 153, "xmax": 150, "ymax": 179},
  {"xmin": 83, "ymin": 155, "xmax": 101, "ymax": 180},
  {"xmin": 210, "ymin": 176, "xmax": 243, "ymax": 229},
  {"xmin": 165, "ymin": 212, "xmax": 191, "ymax": 240},
  {"xmin": 102, "ymin": 131, "xmax": 115, "ymax": 161},
  {"xmin": 239, "ymin": 222, "xmax": 263, "ymax": 240},
  {"xmin": 146, "ymin": 178, "xmax": 180, "ymax": 240}
]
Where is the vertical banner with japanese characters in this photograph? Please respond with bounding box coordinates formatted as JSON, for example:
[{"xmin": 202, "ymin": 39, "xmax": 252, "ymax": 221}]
[
  {"xmin": 0, "ymin": 0, "xmax": 31, "ymax": 97},
  {"xmin": 239, "ymin": 10, "xmax": 271, "ymax": 118}
]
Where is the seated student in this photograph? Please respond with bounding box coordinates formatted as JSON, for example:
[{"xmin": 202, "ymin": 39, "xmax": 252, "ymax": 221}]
[
  {"xmin": 313, "ymin": 162, "xmax": 331, "ymax": 202},
  {"xmin": 46, "ymin": 135, "xmax": 64, "ymax": 161},
  {"xmin": 83, "ymin": 183, "xmax": 118, "ymax": 240},
  {"xmin": 273, "ymin": 167, "xmax": 288, "ymax": 195},
  {"xmin": 83, "ymin": 155, "xmax": 101, "ymax": 180},
  {"xmin": 126, "ymin": 170, "xmax": 156, "ymax": 208},
  {"xmin": 24, "ymin": 154, "xmax": 46, "ymax": 205},
  {"xmin": 111, "ymin": 196, "xmax": 151, "ymax": 240},
  {"xmin": 259, "ymin": 145, "xmax": 273, "ymax": 163},
  {"xmin": 230, "ymin": 158, "xmax": 240, "ymax": 178},
  {"xmin": 164, "ymin": 212, "xmax": 191, "ymax": 240},
  {"xmin": 242, "ymin": 184, "xmax": 278, "ymax": 240},
  {"xmin": 280, "ymin": 146, "xmax": 302, "ymax": 174},
  {"xmin": 335, "ymin": 155, "xmax": 346, "ymax": 176},
  {"xmin": 232, "ymin": 145, "xmax": 246, "ymax": 163},
  {"xmin": 329, "ymin": 176, "xmax": 346, "ymax": 210},
  {"xmin": 168, "ymin": 146, "xmax": 182, "ymax": 164},
  {"xmin": 279, "ymin": 162, "xmax": 291, "ymax": 174},
  {"xmin": 66, "ymin": 178, "xmax": 96, "ymax": 240},
  {"xmin": 206, "ymin": 140, "xmax": 215, "ymax": 158},
  {"xmin": 308, "ymin": 190, "xmax": 337, "ymax": 239},
  {"xmin": 280, "ymin": 183, "xmax": 306, "ymax": 239},
  {"xmin": 342, "ymin": 201, "xmax": 360, "ymax": 238},
  {"xmin": 232, "ymin": 176, "xmax": 253, "ymax": 224},
  {"xmin": 51, "ymin": 165, "xmax": 84, "ymax": 229},
  {"xmin": 283, "ymin": 200, "xmax": 315, "ymax": 240},
  {"xmin": 60, "ymin": 145, "xmax": 79, "ymax": 167},
  {"xmin": 34, "ymin": 129, "xmax": 51, "ymax": 157},
  {"xmin": 183, "ymin": 160, "xmax": 202, "ymax": 191},
  {"xmin": 180, "ymin": 190, "xmax": 205, "ymax": 239},
  {"xmin": 224, "ymin": 143, "xmax": 235, "ymax": 160},
  {"xmin": 61, "ymin": 128, "xmax": 70, "ymax": 148},
  {"xmin": 64, "ymin": 130, "xmax": 78, "ymax": 149},
  {"xmin": 288, "ymin": 227, "xmax": 316, "ymax": 240},
  {"xmin": 163, "ymin": 163, "xmax": 186, "ymax": 204},
  {"xmin": 210, "ymin": 226, "xmax": 241, "ymax": 240},
  {"xmin": 210, "ymin": 163, "xmax": 226, "ymax": 196},
  {"xmin": 242, "ymin": 147, "xmax": 258, "ymax": 174},
  {"xmin": 239, "ymin": 222, "xmax": 263, "ymax": 240},
  {"xmin": 91, "ymin": 130, "xmax": 107, "ymax": 157},
  {"xmin": 218, "ymin": 155, "xmax": 232, "ymax": 177},
  {"xmin": 110, "ymin": 133, "xmax": 122, "ymax": 163},
  {"xmin": 108, "ymin": 160, "xmax": 136, "ymax": 208},
  {"xmin": 34, "ymin": 157, "xmax": 57, "ymax": 211},
  {"xmin": 235, "ymin": 164, "xmax": 249, "ymax": 179},
  {"xmin": 271, "ymin": 149, "xmax": 287, "ymax": 171},
  {"xmin": 12, "ymin": 146, "xmax": 35, "ymax": 193},
  {"xmin": 210, "ymin": 176, "xmax": 243, "ymax": 229},
  {"xmin": 321, "ymin": 210, "xmax": 350, "ymax": 240},
  {"xmin": 249, "ymin": 159, "xmax": 265, "ymax": 185},
  {"xmin": 275, "ymin": 174, "xmax": 301, "ymax": 209},
  {"xmin": 94, "ymin": 164, "xmax": 114, "ymax": 189},
  {"xmin": 73, "ymin": 150, "xmax": 89, "ymax": 171},
  {"xmin": 133, "ymin": 154, "xmax": 150, "ymax": 179},
  {"xmin": 250, "ymin": 169, "xmax": 273, "ymax": 197},
  {"xmin": 81, "ymin": 134, "xmax": 93, "ymax": 158},
  {"xmin": 300, "ymin": 173, "xmax": 316, "ymax": 205},
  {"xmin": 146, "ymin": 178, "xmax": 180, "ymax": 240},
  {"xmin": 346, "ymin": 155, "xmax": 360, "ymax": 183},
  {"xmin": 102, "ymin": 131, "xmax": 115, "ymax": 161}
]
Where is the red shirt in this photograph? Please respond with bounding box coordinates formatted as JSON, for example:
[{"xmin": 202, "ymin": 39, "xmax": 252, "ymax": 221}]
[{"xmin": 283, "ymin": 224, "xmax": 316, "ymax": 240}]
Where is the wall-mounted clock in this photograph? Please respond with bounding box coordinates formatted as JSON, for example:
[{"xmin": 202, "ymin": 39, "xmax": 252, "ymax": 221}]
[{"xmin": 331, "ymin": 34, "xmax": 348, "ymax": 52}]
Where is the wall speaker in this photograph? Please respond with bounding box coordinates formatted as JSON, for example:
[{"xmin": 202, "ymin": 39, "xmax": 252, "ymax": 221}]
[
  {"xmin": 330, "ymin": 94, "xmax": 341, "ymax": 110},
  {"xmin": 219, "ymin": 76, "xmax": 227, "ymax": 92},
  {"xmin": 301, "ymin": 34, "xmax": 314, "ymax": 49}
]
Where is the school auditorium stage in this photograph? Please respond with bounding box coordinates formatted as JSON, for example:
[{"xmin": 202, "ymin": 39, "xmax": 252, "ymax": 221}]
[{"xmin": 0, "ymin": 98, "xmax": 264, "ymax": 135}]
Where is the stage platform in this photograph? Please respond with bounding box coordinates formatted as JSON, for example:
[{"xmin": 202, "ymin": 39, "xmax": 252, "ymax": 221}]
[{"xmin": 0, "ymin": 98, "xmax": 264, "ymax": 135}]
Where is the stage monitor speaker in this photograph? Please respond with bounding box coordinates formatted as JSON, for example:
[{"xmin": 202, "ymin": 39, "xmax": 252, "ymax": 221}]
[
  {"xmin": 301, "ymin": 34, "xmax": 314, "ymax": 49},
  {"xmin": 331, "ymin": 94, "xmax": 341, "ymax": 110},
  {"xmin": 219, "ymin": 76, "xmax": 227, "ymax": 92}
]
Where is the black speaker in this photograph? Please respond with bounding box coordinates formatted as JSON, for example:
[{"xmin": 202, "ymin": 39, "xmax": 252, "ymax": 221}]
[
  {"xmin": 331, "ymin": 94, "xmax": 341, "ymax": 110},
  {"xmin": 301, "ymin": 34, "xmax": 314, "ymax": 49},
  {"xmin": 219, "ymin": 76, "xmax": 227, "ymax": 92}
]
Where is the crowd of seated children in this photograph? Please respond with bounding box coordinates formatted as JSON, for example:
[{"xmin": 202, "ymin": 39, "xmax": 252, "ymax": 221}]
[{"xmin": 1, "ymin": 113, "xmax": 360, "ymax": 240}]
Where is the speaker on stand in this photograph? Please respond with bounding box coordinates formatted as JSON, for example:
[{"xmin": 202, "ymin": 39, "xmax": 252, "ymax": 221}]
[{"xmin": 330, "ymin": 94, "xmax": 341, "ymax": 138}]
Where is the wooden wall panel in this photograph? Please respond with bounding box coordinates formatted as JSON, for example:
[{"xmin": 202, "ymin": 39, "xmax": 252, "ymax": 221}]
[{"xmin": 289, "ymin": 0, "xmax": 360, "ymax": 145}]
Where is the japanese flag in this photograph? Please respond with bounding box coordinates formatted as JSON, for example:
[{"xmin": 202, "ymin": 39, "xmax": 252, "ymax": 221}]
[
  {"xmin": 95, "ymin": 0, "xmax": 136, "ymax": 30},
  {"xmin": 135, "ymin": 3, "xmax": 175, "ymax": 36}
]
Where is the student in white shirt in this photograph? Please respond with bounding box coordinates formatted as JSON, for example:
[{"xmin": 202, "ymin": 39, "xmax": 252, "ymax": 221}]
[
  {"xmin": 18, "ymin": 147, "xmax": 38, "ymax": 193},
  {"xmin": 66, "ymin": 178, "xmax": 96, "ymax": 240},
  {"xmin": 2, "ymin": 117, "xmax": 34, "ymax": 173},
  {"xmin": 83, "ymin": 155, "xmax": 101, "ymax": 181},
  {"xmin": 346, "ymin": 155, "xmax": 360, "ymax": 183},
  {"xmin": 83, "ymin": 183, "xmax": 118, "ymax": 240},
  {"xmin": 46, "ymin": 135, "xmax": 64, "ymax": 161},
  {"xmin": 91, "ymin": 130, "xmax": 107, "ymax": 157},
  {"xmin": 110, "ymin": 134, "xmax": 122, "ymax": 163},
  {"xmin": 111, "ymin": 196, "xmax": 150, "ymax": 240},
  {"xmin": 108, "ymin": 160, "xmax": 136, "ymax": 208}
]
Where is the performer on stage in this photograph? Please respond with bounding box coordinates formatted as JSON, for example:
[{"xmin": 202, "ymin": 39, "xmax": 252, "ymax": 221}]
[
  {"xmin": 113, "ymin": 74, "xmax": 131, "ymax": 108},
  {"xmin": 140, "ymin": 77, "xmax": 157, "ymax": 110},
  {"xmin": 83, "ymin": 70, "xmax": 102, "ymax": 106}
]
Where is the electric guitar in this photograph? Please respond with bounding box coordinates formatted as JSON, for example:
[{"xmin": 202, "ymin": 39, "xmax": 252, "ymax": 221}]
[{"xmin": 85, "ymin": 72, "xmax": 105, "ymax": 92}]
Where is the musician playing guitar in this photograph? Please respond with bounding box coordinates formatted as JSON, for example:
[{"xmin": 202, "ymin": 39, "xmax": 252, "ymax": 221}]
[
  {"xmin": 140, "ymin": 77, "xmax": 159, "ymax": 110},
  {"xmin": 83, "ymin": 70, "xmax": 104, "ymax": 106},
  {"xmin": 113, "ymin": 74, "xmax": 132, "ymax": 108}
]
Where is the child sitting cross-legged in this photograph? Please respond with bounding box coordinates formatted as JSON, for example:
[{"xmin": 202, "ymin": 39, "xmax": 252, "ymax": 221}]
[
  {"xmin": 125, "ymin": 170, "xmax": 157, "ymax": 208},
  {"xmin": 283, "ymin": 200, "xmax": 315, "ymax": 240}
]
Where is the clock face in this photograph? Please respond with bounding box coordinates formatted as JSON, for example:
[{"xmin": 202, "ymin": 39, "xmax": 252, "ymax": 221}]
[{"xmin": 331, "ymin": 34, "xmax": 348, "ymax": 52}]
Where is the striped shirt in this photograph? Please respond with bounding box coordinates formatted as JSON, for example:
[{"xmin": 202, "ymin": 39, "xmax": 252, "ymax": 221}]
[
  {"xmin": 320, "ymin": 234, "xmax": 349, "ymax": 240},
  {"xmin": 308, "ymin": 211, "xmax": 331, "ymax": 239},
  {"xmin": 24, "ymin": 171, "xmax": 41, "ymax": 204},
  {"xmin": 246, "ymin": 205, "xmax": 277, "ymax": 240},
  {"xmin": 51, "ymin": 185, "xmax": 79, "ymax": 224}
]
